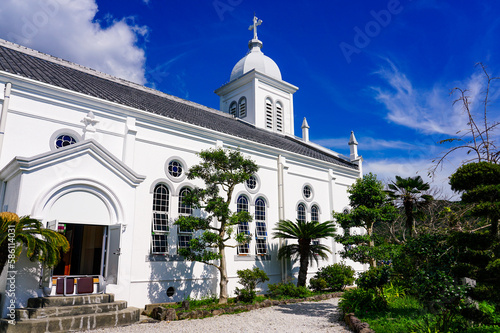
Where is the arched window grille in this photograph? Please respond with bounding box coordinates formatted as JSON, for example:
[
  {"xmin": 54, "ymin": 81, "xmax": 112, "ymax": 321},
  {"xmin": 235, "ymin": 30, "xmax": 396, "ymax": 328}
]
[
  {"xmin": 152, "ymin": 184, "xmax": 169, "ymax": 254},
  {"xmin": 178, "ymin": 187, "xmax": 193, "ymax": 250},
  {"xmin": 237, "ymin": 195, "xmax": 250, "ymax": 254},
  {"xmin": 297, "ymin": 203, "xmax": 306, "ymax": 223},
  {"xmin": 255, "ymin": 197, "xmax": 267, "ymax": 255}
]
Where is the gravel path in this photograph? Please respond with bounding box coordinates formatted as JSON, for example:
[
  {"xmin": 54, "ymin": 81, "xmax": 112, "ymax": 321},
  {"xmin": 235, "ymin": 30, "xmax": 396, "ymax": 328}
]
[{"xmin": 87, "ymin": 298, "xmax": 352, "ymax": 333}]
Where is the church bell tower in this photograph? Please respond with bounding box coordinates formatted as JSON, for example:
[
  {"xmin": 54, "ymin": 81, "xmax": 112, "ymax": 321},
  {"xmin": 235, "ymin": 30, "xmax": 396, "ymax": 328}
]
[{"xmin": 215, "ymin": 16, "xmax": 298, "ymax": 135}]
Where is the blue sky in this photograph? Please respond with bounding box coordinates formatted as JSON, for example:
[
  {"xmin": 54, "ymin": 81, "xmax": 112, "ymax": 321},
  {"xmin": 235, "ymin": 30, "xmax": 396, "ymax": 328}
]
[{"xmin": 1, "ymin": 0, "xmax": 499, "ymax": 197}]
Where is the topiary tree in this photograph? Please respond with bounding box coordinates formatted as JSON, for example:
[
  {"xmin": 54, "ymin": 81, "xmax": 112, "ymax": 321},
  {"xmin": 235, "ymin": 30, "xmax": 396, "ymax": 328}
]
[
  {"xmin": 273, "ymin": 219, "xmax": 337, "ymax": 287},
  {"xmin": 0, "ymin": 212, "xmax": 70, "ymax": 276},
  {"xmin": 174, "ymin": 147, "xmax": 259, "ymax": 304},
  {"xmin": 449, "ymin": 162, "xmax": 500, "ymax": 237}
]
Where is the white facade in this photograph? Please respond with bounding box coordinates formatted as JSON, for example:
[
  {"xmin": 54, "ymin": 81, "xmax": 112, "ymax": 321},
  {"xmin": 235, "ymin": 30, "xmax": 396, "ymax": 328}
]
[{"xmin": 0, "ymin": 24, "xmax": 364, "ymax": 317}]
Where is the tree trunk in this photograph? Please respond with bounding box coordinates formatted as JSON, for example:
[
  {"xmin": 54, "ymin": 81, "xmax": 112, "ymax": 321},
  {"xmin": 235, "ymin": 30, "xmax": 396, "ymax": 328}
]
[
  {"xmin": 367, "ymin": 224, "xmax": 376, "ymax": 268},
  {"xmin": 218, "ymin": 245, "xmax": 228, "ymax": 304},
  {"xmin": 297, "ymin": 239, "xmax": 310, "ymax": 287}
]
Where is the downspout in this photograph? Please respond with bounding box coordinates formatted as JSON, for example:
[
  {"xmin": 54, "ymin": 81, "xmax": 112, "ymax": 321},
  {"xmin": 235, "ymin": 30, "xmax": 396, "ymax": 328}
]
[
  {"xmin": 0, "ymin": 82, "xmax": 12, "ymax": 158},
  {"xmin": 0, "ymin": 83, "xmax": 11, "ymax": 212},
  {"xmin": 277, "ymin": 155, "xmax": 286, "ymax": 281}
]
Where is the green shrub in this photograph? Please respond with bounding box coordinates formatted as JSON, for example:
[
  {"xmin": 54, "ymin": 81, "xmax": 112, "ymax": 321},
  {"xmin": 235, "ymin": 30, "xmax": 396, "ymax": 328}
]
[
  {"xmin": 357, "ymin": 265, "xmax": 391, "ymax": 296},
  {"xmin": 267, "ymin": 282, "xmax": 312, "ymax": 299},
  {"xmin": 309, "ymin": 277, "xmax": 328, "ymax": 292},
  {"xmin": 234, "ymin": 267, "xmax": 269, "ymax": 303},
  {"xmin": 313, "ymin": 263, "xmax": 355, "ymax": 291},
  {"xmin": 338, "ymin": 288, "xmax": 387, "ymax": 314},
  {"xmin": 234, "ymin": 288, "xmax": 256, "ymax": 303}
]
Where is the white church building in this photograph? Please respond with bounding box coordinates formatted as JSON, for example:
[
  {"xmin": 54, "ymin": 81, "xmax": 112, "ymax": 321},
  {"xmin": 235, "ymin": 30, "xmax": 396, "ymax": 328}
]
[{"xmin": 0, "ymin": 18, "xmax": 363, "ymax": 315}]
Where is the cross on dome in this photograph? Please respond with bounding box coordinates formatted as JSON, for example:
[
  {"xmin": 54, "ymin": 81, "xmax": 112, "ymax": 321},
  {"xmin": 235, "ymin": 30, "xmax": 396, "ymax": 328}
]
[{"xmin": 248, "ymin": 15, "xmax": 262, "ymax": 40}]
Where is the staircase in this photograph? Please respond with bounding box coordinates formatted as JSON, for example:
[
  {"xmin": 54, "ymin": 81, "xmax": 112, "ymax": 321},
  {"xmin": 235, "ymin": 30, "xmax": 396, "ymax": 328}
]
[{"xmin": 0, "ymin": 294, "xmax": 140, "ymax": 332}]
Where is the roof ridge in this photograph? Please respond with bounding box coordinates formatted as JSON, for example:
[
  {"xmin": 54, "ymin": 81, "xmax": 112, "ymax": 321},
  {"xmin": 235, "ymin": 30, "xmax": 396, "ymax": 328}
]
[{"xmin": 0, "ymin": 38, "xmax": 232, "ymax": 119}]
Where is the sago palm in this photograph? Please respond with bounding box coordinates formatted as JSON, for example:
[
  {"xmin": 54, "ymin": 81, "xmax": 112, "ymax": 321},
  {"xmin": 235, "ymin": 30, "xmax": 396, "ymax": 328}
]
[
  {"xmin": 386, "ymin": 175, "xmax": 433, "ymax": 237},
  {"xmin": 0, "ymin": 212, "xmax": 70, "ymax": 276},
  {"xmin": 273, "ymin": 219, "xmax": 337, "ymax": 287}
]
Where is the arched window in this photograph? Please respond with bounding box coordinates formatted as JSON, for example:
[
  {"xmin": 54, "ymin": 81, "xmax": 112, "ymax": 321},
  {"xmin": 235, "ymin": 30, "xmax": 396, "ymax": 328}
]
[
  {"xmin": 275, "ymin": 102, "xmax": 283, "ymax": 132},
  {"xmin": 178, "ymin": 187, "xmax": 193, "ymax": 250},
  {"xmin": 311, "ymin": 205, "xmax": 320, "ymax": 246},
  {"xmin": 238, "ymin": 97, "xmax": 247, "ymax": 118},
  {"xmin": 229, "ymin": 101, "xmax": 237, "ymax": 116},
  {"xmin": 178, "ymin": 188, "xmax": 192, "ymax": 216},
  {"xmin": 152, "ymin": 184, "xmax": 169, "ymax": 254},
  {"xmin": 255, "ymin": 197, "xmax": 267, "ymax": 255},
  {"xmin": 311, "ymin": 205, "xmax": 319, "ymax": 222},
  {"xmin": 265, "ymin": 98, "xmax": 273, "ymax": 129},
  {"xmin": 237, "ymin": 195, "xmax": 250, "ymax": 254},
  {"xmin": 297, "ymin": 203, "xmax": 306, "ymax": 223}
]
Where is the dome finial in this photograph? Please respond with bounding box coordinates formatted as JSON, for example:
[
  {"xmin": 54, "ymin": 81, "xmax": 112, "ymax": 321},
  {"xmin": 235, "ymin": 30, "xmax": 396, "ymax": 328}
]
[
  {"xmin": 248, "ymin": 15, "xmax": 263, "ymax": 50},
  {"xmin": 248, "ymin": 15, "xmax": 262, "ymax": 40}
]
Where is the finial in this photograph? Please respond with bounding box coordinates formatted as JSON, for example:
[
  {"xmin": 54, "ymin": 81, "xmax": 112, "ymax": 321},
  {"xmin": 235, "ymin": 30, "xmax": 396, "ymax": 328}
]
[{"xmin": 248, "ymin": 15, "xmax": 262, "ymax": 40}]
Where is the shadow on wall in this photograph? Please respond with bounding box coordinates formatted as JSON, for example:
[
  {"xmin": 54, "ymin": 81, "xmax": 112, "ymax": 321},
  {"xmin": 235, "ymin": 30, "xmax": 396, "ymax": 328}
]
[
  {"xmin": 147, "ymin": 258, "xmax": 218, "ymax": 303},
  {"xmin": 1, "ymin": 251, "xmax": 43, "ymax": 318}
]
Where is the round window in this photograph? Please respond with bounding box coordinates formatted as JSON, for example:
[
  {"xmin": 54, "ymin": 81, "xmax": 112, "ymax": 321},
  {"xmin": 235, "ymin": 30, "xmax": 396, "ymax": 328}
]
[
  {"xmin": 168, "ymin": 160, "xmax": 183, "ymax": 178},
  {"xmin": 55, "ymin": 135, "xmax": 77, "ymax": 149},
  {"xmin": 166, "ymin": 286, "xmax": 175, "ymax": 297},
  {"xmin": 246, "ymin": 175, "xmax": 257, "ymax": 190},
  {"xmin": 303, "ymin": 185, "xmax": 312, "ymax": 199}
]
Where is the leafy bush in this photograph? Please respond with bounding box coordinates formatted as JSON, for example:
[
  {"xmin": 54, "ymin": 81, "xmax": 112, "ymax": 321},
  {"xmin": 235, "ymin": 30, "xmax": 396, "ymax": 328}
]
[
  {"xmin": 234, "ymin": 267, "xmax": 269, "ymax": 303},
  {"xmin": 357, "ymin": 265, "xmax": 391, "ymax": 296},
  {"xmin": 309, "ymin": 277, "xmax": 328, "ymax": 292},
  {"xmin": 312, "ymin": 263, "xmax": 355, "ymax": 291},
  {"xmin": 338, "ymin": 288, "xmax": 387, "ymax": 314},
  {"xmin": 267, "ymin": 282, "xmax": 312, "ymax": 299}
]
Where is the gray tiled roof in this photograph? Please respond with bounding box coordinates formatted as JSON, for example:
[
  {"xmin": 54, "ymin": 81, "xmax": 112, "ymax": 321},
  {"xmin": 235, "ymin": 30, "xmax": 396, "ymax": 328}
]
[{"xmin": 0, "ymin": 41, "xmax": 357, "ymax": 170}]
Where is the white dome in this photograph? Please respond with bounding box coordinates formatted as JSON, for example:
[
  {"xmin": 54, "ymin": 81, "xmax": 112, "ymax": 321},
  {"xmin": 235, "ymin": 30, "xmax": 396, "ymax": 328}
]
[{"xmin": 230, "ymin": 39, "xmax": 282, "ymax": 81}]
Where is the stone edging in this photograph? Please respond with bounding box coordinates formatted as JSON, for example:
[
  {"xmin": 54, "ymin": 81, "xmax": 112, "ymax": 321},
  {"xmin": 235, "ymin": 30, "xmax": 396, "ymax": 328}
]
[
  {"xmin": 145, "ymin": 292, "xmax": 344, "ymax": 321},
  {"xmin": 344, "ymin": 313, "xmax": 375, "ymax": 333}
]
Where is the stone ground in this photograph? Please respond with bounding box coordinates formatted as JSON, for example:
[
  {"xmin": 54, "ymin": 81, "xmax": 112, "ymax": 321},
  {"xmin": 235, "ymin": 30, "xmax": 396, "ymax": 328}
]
[{"xmin": 84, "ymin": 297, "xmax": 353, "ymax": 333}]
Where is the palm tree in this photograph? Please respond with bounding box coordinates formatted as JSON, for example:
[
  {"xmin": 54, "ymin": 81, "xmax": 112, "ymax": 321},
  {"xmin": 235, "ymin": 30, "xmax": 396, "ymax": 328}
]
[
  {"xmin": 0, "ymin": 212, "xmax": 70, "ymax": 276},
  {"xmin": 273, "ymin": 219, "xmax": 337, "ymax": 287},
  {"xmin": 386, "ymin": 175, "xmax": 433, "ymax": 238}
]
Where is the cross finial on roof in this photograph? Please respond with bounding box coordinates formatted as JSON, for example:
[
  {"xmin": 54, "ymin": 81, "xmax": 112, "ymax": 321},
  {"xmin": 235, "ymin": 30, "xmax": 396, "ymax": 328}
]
[{"xmin": 248, "ymin": 15, "xmax": 262, "ymax": 40}]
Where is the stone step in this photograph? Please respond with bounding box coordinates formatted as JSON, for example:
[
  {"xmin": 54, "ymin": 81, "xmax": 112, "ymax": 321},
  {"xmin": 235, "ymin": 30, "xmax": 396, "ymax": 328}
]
[
  {"xmin": 0, "ymin": 306, "xmax": 140, "ymax": 333},
  {"xmin": 16, "ymin": 300, "xmax": 128, "ymax": 320},
  {"xmin": 27, "ymin": 294, "xmax": 114, "ymax": 308}
]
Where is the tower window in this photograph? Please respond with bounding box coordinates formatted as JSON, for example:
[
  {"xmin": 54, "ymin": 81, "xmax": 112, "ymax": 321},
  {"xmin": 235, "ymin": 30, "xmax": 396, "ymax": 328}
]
[
  {"xmin": 276, "ymin": 102, "xmax": 283, "ymax": 132},
  {"xmin": 229, "ymin": 101, "xmax": 237, "ymax": 116},
  {"xmin": 238, "ymin": 97, "xmax": 247, "ymax": 118},
  {"xmin": 265, "ymin": 98, "xmax": 273, "ymax": 129}
]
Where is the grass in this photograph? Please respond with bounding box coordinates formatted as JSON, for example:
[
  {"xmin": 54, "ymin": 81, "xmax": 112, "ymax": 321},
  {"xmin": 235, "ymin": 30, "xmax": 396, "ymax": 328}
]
[
  {"xmin": 356, "ymin": 295, "xmax": 431, "ymax": 333},
  {"xmin": 348, "ymin": 291, "xmax": 500, "ymax": 333}
]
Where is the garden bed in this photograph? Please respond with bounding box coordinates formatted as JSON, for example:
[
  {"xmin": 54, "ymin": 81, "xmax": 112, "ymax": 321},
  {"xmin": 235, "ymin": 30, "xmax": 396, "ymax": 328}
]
[{"xmin": 143, "ymin": 292, "xmax": 344, "ymax": 321}]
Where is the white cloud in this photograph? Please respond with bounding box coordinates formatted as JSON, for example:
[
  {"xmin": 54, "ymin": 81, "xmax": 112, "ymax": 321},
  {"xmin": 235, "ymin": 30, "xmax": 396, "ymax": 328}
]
[
  {"xmin": 364, "ymin": 154, "xmax": 462, "ymax": 200},
  {"xmin": 314, "ymin": 136, "xmax": 427, "ymax": 151},
  {"xmin": 0, "ymin": 0, "xmax": 148, "ymax": 84},
  {"xmin": 372, "ymin": 59, "xmax": 485, "ymax": 136}
]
